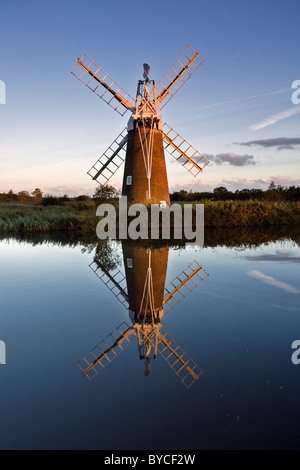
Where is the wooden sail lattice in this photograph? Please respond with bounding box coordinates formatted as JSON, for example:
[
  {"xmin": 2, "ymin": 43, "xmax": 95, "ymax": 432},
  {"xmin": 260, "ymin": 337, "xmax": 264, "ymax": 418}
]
[
  {"xmin": 77, "ymin": 321, "xmax": 202, "ymax": 388},
  {"xmin": 163, "ymin": 123, "xmax": 209, "ymax": 176},
  {"xmin": 77, "ymin": 322, "xmax": 135, "ymax": 379},
  {"xmin": 156, "ymin": 44, "xmax": 204, "ymax": 109},
  {"xmin": 87, "ymin": 128, "xmax": 128, "ymax": 185},
  {"xmin": 89, "ymin": 260, "xmax": 129, "ymax": 309},
  {"xmin": 71, "ymin": 55, "xmax": 135, "ymax": 115},
  {"xmin": 157, "ymin": 326, "xmax": 203, "ymax": 389},
  {"xmin": 163, "ymin": 261, "xmax": 209, "ymax": 313}
]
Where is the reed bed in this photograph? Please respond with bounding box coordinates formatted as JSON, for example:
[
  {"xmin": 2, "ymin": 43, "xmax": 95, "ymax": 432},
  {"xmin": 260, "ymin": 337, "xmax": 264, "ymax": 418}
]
[
  {"xmin": 202, "ymin": 200, "xmax": 300, "ymax": 227},
  {"xmin": 0, "ymin": 200, "xmax": 299, "ymax": 233},
  {"xmin": 0, "ymin": 205, "xmax": 84, "ymax": 232}
]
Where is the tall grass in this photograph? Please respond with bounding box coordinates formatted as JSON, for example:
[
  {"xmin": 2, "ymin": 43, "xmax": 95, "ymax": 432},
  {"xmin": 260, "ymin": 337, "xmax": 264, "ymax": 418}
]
[
  {"xmin": 202, "ymin": 200, "xmax": 300, "ymax": 227},
  {"xmin": 0, "ymin": 200, "xmax": 299, "ymax": 233},
  {"xmin": 0, "ymin": 205, "xmax": 85, "ymax": 232}
]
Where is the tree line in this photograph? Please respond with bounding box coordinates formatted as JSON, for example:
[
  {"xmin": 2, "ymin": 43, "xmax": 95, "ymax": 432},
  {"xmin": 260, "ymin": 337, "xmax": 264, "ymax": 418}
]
[
  {"xmin": 1, "ymin": 182, "xmax": 300, "ymax": 204},
  {"xmin": 170, "ymin": 182, "xmax": 300, "ymax": 202},
  {"xmin": 0, "ymin": 185, "xmax": 120, "ymax": 205}
]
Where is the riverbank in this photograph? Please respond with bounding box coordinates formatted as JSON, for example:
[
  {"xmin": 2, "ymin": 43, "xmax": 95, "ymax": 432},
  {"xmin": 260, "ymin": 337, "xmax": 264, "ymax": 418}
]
[
  {"xmin": 0, "ymin": 200, "xmax": 299, "ymax": 233},
  {"xmin": 1, "ymin": 224, "xmax": 300, "ymax": 250}
]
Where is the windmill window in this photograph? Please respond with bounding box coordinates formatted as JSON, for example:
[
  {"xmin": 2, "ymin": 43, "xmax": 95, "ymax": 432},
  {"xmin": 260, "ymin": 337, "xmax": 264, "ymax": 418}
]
[
  {"xmin": 126, "ymin": 176, "xmax": 132, "ymax": 185},
  {"xmin": 127, "ymin": 258, "xmax": 133, "ymax": 268}
]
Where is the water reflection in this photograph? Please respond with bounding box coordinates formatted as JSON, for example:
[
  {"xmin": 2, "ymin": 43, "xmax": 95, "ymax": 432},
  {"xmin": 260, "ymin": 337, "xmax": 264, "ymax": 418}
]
[
  {"xmin": 77, "ymin": 241, "xmax": 209, "ymax": 388},
  {"xmin": 2, "ymin": 223, "xmax": 299, "ymax": 250},
  {"xmin": 1, "ymin": 233, "xmax": 300, "ymax": 449}
]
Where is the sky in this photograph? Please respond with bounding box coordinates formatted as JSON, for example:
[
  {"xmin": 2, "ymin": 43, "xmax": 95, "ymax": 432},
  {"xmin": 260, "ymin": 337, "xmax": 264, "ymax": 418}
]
[{"xmin": 0, "ymin": 0, "xmax": 299, "ymax": 196}]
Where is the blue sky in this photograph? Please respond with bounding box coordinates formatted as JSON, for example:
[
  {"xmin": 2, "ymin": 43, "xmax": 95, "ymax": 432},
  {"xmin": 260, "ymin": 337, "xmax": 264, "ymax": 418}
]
[{"xmin": 0, "ymin": 0, "xmax": 299, "ymax": 195}]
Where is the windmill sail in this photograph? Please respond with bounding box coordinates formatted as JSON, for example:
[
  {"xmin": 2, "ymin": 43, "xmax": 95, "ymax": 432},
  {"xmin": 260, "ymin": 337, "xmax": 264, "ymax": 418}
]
[
  {"xmin": 162, "ymin": 123, "xmax": 209, "ymax": 177},
  {"xmin": 78, "ymin": 322, "xmax": 202, "ymax": 388},
  {"xmin": 156, "ymin": 44, "xmax": 204, "ymax": 109},
  {"xmin": 163, "ymin": 261, "xmax": 209, "ymax": 313},
  {"xmin": 157, "ymin": 326, "xmax": 203, "ymax": 388},
  {"xmin": 90, "ymin": 259, "xmax": 129, "ymax": 309},
  {"xmin": 77, "ymin": 322, "xmax": 135, "ymax": 379},
  {"xmin": 87, "ymin": 128, "xmax": 128, "ymax": 186},
  {"xmin": 71, "ymin": 55, "xmax": 135, "ymax": 115}
]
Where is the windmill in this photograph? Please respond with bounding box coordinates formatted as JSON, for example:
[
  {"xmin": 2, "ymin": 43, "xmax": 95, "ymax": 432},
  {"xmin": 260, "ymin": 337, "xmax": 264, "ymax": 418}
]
[
  {"xmin": 77, "ymin": 242, "xmax": 209, "ymax": 388},
  {"xmin": 71, "ymin": 45, "xmax": 209, "ymax": 205}
]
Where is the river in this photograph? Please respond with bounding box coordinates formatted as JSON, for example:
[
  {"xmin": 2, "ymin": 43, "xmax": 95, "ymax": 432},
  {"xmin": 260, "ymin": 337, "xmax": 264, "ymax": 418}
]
[{"xmin": 0, "ymin": 228, "xmax": 299, "ymax": 449}]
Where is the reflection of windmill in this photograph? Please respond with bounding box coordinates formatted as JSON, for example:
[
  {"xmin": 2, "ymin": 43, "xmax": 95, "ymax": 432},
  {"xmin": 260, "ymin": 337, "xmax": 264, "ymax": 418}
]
[
  {"xmin": 77, "ymin": 243, "xmax": 209, "ymax": 388},
  {"xmin": 71, "ymin": 45, "xmax": 209, "ymax": 205}
]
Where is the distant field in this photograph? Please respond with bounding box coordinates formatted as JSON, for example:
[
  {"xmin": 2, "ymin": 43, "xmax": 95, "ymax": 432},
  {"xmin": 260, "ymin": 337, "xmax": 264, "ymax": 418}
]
[{"xmin": 0, "ymin": 200, "xmax": 299, "ymax": 233}]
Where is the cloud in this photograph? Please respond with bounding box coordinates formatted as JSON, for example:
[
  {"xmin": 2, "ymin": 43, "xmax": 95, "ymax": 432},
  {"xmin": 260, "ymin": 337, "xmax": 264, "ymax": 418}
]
[
  {"xmin": 247, "ymin": 270, "xmax": 300, "ymax": 293},
  {"xmin": 238, "ymin": 137, "xmax": 300, "ymax": 151},
  {"xmin": 223, "ymin": 52, "xmax": 241, "ymax": 61},
  {"xmin": 197, "ymin": 87, "xmax": 290, "ymax": 112},
  {"xmin": 245, "ymin": 251, "xmax": 300, "ymax": 264},
  {"xmin": 270, "ymin": 176, "xmax": 300, "ymax": 187},
  {"xmin": 222, "ymin": 176, "xmax": 300, "ymax": 189},
  {"xmin": 249, "ymin": 107, "xmax": 300, "ymax": 131},
  {"xmin": 205, "ymin": 152, "xmax": 256, "ymax": 167},
  {"xmin": 43, "ymin": 186, "xmax": 95, "ymax": 197}
]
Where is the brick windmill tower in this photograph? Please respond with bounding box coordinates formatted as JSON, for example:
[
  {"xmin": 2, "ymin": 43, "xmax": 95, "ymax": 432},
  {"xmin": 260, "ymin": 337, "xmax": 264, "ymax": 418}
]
[{"xmin": 71, "ymin": 45, "xmax": 209, "ymax": 205}]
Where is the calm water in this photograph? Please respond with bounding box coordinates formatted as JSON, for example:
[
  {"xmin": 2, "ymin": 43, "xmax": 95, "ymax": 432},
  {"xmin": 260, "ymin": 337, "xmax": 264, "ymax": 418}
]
[{"xmin": 0, "ymin": 231, "xmax": 300, "ymax": 449}]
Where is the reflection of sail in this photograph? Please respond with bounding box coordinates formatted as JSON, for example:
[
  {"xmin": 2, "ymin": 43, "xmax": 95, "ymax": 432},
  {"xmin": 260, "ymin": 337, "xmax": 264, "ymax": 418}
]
[
  {"xmin": 157, "ymin": 327, "xmax": 203, "ymax": 389},
  {"xmin": 78, "ymin": 241, "xmax": 209, "ymax": 388},
  {"xmin": 78, "ymin": 322, "xmax": 202, "ymax": 388},
  {"xmin": 77, "ymin": 322, "xmax": 135, "ymax": 379},
  {"xmin": 163, "ymin": 261, "xmax": 209, "ymax": 313},
  {"xmin": 90, "ymin": 260, "xmax": 129, "ymax": 308}
]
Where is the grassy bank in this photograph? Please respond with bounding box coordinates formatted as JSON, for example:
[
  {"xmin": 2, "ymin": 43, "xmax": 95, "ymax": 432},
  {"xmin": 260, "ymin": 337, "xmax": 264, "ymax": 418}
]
[
  {"xmin": 0, "ymin": 200, "xmax": 300, "ymax": 233},
  {"xmin": 0, "ymin": 204, "xmax": 86, "ymax": 233},
  {"xmin": 203, "ymin": 200, "xmax": 300, "ymax": 227}
]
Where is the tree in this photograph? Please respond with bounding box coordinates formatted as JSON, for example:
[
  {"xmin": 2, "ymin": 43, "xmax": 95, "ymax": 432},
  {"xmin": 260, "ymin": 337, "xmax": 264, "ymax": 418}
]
[
  {"xmin": 94, "ymin": 241, "xmax": 121, "ymax": 272},
  {"xmin": 266, "ymin": 180, "xmax": 281, "ymax": 201},
  {"xmin": 213, "ymin": 186, "xmax": 228, "ymax": 194},
  {"xmin": 76, "ymin": 195, "xmax": 91, "ymax": 202},
  {"xmin": 170, "ymin": 189, "xmax": 188, "ymax": 201},
  {"xmin": 213, "ymin": 186, "xmax": 229, "ymax": 200},
  {"xmin": 31, "ymin": 188, "xmax": 43, "ymax": 202},
  {"xmin": 18, "ymin": 191, "xmax": 31, "ymax": 202},
  {"xmin": 7, "ymin": 190, "xmax": 17, "ymax": 202},
  {"xmin": 93, "ymin": 185, "xmax": 119, "ymax": 201}
]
